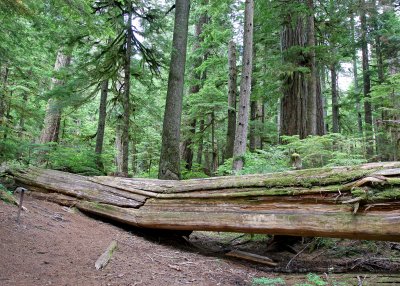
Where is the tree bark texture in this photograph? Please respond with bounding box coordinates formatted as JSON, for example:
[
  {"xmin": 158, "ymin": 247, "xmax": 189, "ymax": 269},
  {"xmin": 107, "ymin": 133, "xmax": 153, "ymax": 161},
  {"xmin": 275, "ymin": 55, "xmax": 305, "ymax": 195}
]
[
  {"xmin": 182, "ymin": 6, "xmax": 207, "ymax": 171},
  {"xmin": 280, "ymin": 2, "xmax": 324, "ymax": 139},
  {"xmin": 360, "ymin": 0, "xmax": 374, "ymax": 158},
  {"xmin": 331, "ymin": 65, "xmax": 340, "ymax": 133},
  {"xmin": 119, "ymin": 1, "xmax": 133, "ymax": 177},
  {"xmin": 232, "ymin": 0, "xmax": 254, "ymax": 171},
  {"xmin": 159, "ymin": 0, "xmax": 190, "ymax": 180},
  {"xmin": 95, "ymin": 80, "xmax": 108, "ymax": 168},
  {"xmin": 306, "ymin": 0, "xmax": 317, "ymax": 135},
  {"xmin": 11, "ymin": 162, "xmax": 400, "ymax": 242},
  {"xmin": 40, "ymin": 51, "xmax": 72, "ymax": 144},
  {"xmin": 280, "ymin": 15, "xmax": 308, "ymax": 139},
  {"xmin": 225, "ymin": 40, "xmax": 237, "ymax": 160},
  {"xmin": 351, "ymin": 12, "xmax": 363, "ymax": 136}
]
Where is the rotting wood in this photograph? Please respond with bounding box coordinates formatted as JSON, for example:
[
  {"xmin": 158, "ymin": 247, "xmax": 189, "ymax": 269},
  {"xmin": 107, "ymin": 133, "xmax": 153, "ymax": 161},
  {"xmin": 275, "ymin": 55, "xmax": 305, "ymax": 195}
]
[
  {"xmin": 95, "ymin": 240, "xmax": 118, "ymax": 270},
  {"xmin": 9, "ymin": 162, "xmax": 400, "ymax": 242}
]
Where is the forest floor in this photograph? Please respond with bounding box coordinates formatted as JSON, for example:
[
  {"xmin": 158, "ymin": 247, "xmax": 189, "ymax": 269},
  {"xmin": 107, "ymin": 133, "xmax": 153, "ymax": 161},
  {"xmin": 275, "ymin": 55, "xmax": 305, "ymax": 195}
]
[{"xmin": 1, "ymin": 196, "xmax": 400, "ymax": 286}]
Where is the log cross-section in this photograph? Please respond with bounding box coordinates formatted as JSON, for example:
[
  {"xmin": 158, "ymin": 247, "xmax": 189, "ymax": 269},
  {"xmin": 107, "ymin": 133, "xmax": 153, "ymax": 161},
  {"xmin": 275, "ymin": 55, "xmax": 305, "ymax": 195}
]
[{"xmin": 10, "ymin": 162, "xmax": 400, "ymax": 242}]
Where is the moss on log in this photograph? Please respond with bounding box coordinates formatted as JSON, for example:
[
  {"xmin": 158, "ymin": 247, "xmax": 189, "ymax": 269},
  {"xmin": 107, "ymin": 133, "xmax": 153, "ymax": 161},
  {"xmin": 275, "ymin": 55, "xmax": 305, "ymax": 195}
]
[{"xmin": 10, "ymin": 162, "xmax": 400, "ymax": 242}]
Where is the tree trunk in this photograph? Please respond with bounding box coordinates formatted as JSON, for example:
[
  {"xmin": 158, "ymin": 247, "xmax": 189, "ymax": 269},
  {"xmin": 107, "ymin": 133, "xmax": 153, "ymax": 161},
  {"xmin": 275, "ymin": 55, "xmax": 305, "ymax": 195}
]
[
  {"xmin": 360, "ymin": 0, "xmax": 374, "ymax": 158},
  {"xmin": 351, "ymin": 12, "xmax": 363, "ymax": 136},
  {"xmin": 196, "ymin": 119, "xmax": 205, "ymax": 165},
  {"xmin": 225, "ymin": 40, "xmax": 237, "ymax": 160},
  {"xmin": 306, "ymin": 0, "xmax": 317, "ymax": 135},
  {"xmin": 280, "ymin": 15, "xmax": 307, "ymax": 139},
  {"xmin": 115, "ymin": 122, "xmax": 124, "ymax": 176},
  {"xmin": 12, "ymin": 162, "xmax": 400, "ymax": 242},
  {"xmin": 40, "ymin": 51, "xmax": 71, "ymax": 144},
  {"xmin": 119, "ymin": 1, "xmax": 133, "ymax": 177},
  {"xmin": 0, "ymin": 66, "xmax": 9, "ymax": 127},
  {"xmin": 159, "ymin": 0, "xmax": 190, "ymax": 180},
  {"xmin": 182, "ymin": 6, "xmax": 207, "ymax": 171},
  {"xmin": 232, "ymin": 0, "xmax": 254, "ymax": 171},
  {"xmin": 331, "ymin": 65, "xmax": 340, "ymax": 133},
  {"xmin": 95, "ymin": 80, "xmax": 108, "ymax": 169}
]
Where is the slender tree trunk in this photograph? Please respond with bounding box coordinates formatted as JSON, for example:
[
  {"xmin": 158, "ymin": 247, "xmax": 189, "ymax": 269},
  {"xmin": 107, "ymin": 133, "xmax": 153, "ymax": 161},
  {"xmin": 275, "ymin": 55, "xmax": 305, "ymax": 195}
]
[
  {"xmin": 316, "ymin": 68, "xmax": 325, "ymax": 135},
  {"xmin": 0, "ymin": 66, "xmax": 9, "ymax": 127},
  {"xmin": 225, "ymin": 40, "xmax": 237, "ymax": 160},
  {"xmin": 159, "ymin": 0, "xmax": 190, "ymax": 180},
  {"xmin": 131, "ymin": 139, "xmax": 137, "ymax": 175},
  {"xmin": 331, "ymin": 65, "xmax": 340, "ymax": 133},
  {"xmin": 182, "ymin": 119, "xmax": 196, "ymax": 170},
  {"xmin": 95, "ymin": 80, "xmax": 108, "ymax": 169},
  {"xmin": 118, "ymin": 1, "xmax": 133, "ymax": 177},
  {"xmin": 250, "ymin": 100, "xmax": 257, "ymax": 152},
  {"xmin": 360, "ymin": 0, "xmax": 374, "ymax": 158},
  {"xmin": 351, "ymin": 13, "xmax": 363, "ymax": 136},
  {"xmin": 115, "ymin": 123, "xmax": 124, "ymax": 175},
  {"xmin": 306, "ymin": 0, "xmax": 317, "ymax": 135},
  {"xmin": 211, "ymin": 110, "xmax": 218, "ymax": 174},
  {"xmin": 40, "ymin": 51, "xmax": 71, "ymax": 144},
  {"xmin": 197, "ymin": 119, "xmax": 205, "ymax": 165},
  {"xmin": 182, "ymin": 6, "xmax": 207, "ymax": 170},
  {"xmin": 232, "ymin": 0, "xmax": 254, "ymax": 171}
]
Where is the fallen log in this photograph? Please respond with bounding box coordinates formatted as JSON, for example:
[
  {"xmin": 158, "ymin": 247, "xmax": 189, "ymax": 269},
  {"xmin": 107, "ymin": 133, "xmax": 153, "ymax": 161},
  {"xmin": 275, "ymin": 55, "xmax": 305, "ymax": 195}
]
[{"xmin": 10, "ymin": 162, "xmax": 400, "ymax": 242}]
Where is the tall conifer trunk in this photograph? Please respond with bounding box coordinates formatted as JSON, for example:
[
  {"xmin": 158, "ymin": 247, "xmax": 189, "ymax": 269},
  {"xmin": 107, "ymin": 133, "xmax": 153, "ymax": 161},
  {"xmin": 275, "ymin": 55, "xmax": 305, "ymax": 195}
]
[
  {"xmin": 232, "ymin": 0, "xmax": 254, "ymax": 171},
  {"xmin": 225, "ymin": 40, "xmax": 237, "ymax": 160},
  {"xmin": 159, "ymin": 0, "xmax": 190, "ymax": 180},
  {"xmin": 95, "ymin": 80, "xmax": 108, "ymax": 169},
  {"xmin": 360, "ymin": 0, "xmax": 374, "ymax": 158},
  {"xmin": 40, "ymin": 51, "xmax": 71, "ymax": 144},
  {"xmin": 331, "ymin": 65, "xmax": 339, "ymax": 133},
  {"xmin": 182, "ymin": 4, "xmax": 207, "ymax": 170},
  {"xmin": 118, "ymin": 1, "xmax": 133, "ymax": 177},
  {"xmin": 306, "ymin": 0, "xmax": 317, "ymax": 135}
]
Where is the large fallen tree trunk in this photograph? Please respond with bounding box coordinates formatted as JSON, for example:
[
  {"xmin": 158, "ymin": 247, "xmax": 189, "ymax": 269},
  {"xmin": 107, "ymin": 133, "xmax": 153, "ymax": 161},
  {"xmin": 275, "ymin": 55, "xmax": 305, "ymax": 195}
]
[{"xmin": 10, "ymin": 162, "xmax": 400, "ymax": 241}]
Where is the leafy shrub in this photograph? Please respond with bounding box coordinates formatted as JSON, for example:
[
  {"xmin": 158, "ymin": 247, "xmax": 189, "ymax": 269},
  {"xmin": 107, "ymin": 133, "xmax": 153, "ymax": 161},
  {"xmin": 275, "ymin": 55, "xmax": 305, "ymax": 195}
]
[
  {"xmin": 252, "ymin": 277, "xmax": 286, "ymax": 286},
  {"xmin": 281, "ymin": 134, "xmax": 366, "ymax": 169},
  {"xmin": 218, "ymin": 147, "xmax": 290, "ymax": 176},
  {"xmin": 45, "ymin": 145, "xmax": 104, "ymax": 176}
]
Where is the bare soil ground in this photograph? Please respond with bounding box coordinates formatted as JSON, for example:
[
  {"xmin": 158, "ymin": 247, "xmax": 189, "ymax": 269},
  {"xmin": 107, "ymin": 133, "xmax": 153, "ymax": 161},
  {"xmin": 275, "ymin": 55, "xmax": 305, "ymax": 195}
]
[{"xmin": 1, "ymin": 195, "xmax": 400, "ymax": 286}]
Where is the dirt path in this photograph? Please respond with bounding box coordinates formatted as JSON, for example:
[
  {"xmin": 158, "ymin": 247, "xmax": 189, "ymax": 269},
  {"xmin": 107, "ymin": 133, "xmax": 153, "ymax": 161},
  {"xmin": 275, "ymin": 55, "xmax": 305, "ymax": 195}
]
[{"xmin": 1, "ymin": 196, "xmax": 399, "ymax": 286}]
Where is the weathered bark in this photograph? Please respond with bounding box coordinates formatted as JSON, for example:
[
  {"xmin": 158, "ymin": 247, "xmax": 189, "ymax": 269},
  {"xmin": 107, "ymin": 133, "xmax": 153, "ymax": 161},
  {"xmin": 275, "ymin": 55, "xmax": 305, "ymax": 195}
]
[
  {"xmin": 95, "ymin": 80, "xmax": 108, "ymax": 169},
  {"xmin": 360, "ymin": 0, "xmax": 374, "ymax": 158},
  {"xmin": 232, "ymin": 0, "xmax": 254, "ymax": 171},
  {"xmin": 182, "ymin": 7, "xmax": 207, "ymax": 171},
  {"xmin": 196, "ymin": 119, "xmax": 205, "ymax": 165},
  {"xmin": 115, "ymin": 122, "xmax": 124, "ymax": 175},
  {"xmin": 0, "ymin": 66, "xmax": 9, "ymax": 127},
  {"xmin": 351, "ymin": 12, "xmax": 363, "ymax": 136},
  {"xmin": 40, "ymin": 51, "xmax": 71, "ymax": 144},
  {"xmin": 331, "ymin": 65, "xmax": 340, "ymax": 133},
  {"xmin": 11, "ymin": 162, "xmax": 400, "ymax": 242},
  {"xmin": 159, "ymin": 0, "xmax": 190, "ymax": 180},
  {"xmin": 280, "ymin": 15, "xmax": 308, "ymax": 139},
  {"xmin": 225, "ymin": 40, "xmax": 237, "ymax": 160},
  {"xmin": 119, "ymin": 1, "xmax": 133, "ymax": 177},
  {"xmin": 306, "ymin": 0, "xmax": 317, "ymax": 136}
]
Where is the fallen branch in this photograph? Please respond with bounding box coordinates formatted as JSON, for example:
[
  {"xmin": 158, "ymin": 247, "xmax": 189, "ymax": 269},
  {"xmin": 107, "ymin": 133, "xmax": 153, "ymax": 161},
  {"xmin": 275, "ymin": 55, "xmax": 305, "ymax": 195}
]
[
  {"xmin": 226, "ymin": 250, "xmax": 277, "ymax": 266},
  {"xmin": 95, "ymin": 240, "xmax": 118, "ymax": 270}
]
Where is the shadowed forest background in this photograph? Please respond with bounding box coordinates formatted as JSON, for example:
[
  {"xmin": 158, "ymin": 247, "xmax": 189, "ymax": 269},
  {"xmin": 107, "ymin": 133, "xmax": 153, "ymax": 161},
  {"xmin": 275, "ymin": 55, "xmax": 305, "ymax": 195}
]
[{"xmin": 1, "ymin": 0, "xmax": 400, "ymax": 180}]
